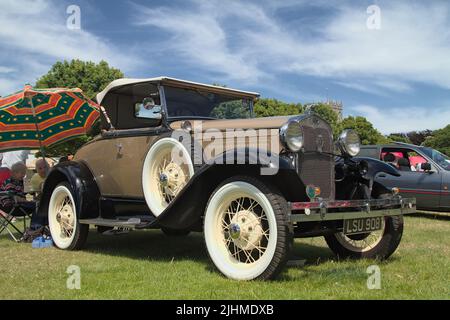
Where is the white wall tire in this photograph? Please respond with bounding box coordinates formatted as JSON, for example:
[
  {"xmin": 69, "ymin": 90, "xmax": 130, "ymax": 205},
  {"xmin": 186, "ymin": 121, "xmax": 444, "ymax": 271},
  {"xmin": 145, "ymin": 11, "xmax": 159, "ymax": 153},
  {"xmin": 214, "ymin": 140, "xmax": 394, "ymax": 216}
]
[
  {"xmin": 48, "ymin": 182, "xmax": 88, "ymax": 250},
  {"xmin": 325, "ymin": 193, "xmax": 404, "ymax": 259},
  {"xmin": 142, "ymin": 137, "xmax": 194, "ymax": 217},
  {"xmin": 204, "ymin": 176, "xmax": 292, "ymax": 280}
]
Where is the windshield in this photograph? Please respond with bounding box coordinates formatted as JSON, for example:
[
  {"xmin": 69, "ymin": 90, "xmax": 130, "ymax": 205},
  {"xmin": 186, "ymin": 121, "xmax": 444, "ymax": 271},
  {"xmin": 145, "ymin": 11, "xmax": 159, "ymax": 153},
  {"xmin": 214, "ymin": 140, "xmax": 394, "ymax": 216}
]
[
  {"xmin": 421, "ymin": 147, "xmax": 450, "ymax": 171},
  {"xmin": 164, "ymin": 86, "xmax": 252, "ymax": 119}
]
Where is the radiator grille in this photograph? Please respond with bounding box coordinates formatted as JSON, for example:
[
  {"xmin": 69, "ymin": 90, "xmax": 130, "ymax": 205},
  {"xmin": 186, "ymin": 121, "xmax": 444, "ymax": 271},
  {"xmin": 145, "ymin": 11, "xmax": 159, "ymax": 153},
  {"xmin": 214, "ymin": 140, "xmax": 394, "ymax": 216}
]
[{"xmin": 297, "ymin": 123, "xmax": 335, "ymax": 200}]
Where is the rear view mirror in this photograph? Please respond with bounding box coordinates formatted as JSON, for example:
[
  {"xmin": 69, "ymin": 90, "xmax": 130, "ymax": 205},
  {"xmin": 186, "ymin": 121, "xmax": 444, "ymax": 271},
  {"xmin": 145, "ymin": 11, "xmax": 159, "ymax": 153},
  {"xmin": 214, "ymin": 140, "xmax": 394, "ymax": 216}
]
[
  {"xmin": 419, "ymin": 162, "xmax": 432, "ymax": 172},
  {"xmin": 135, "ymin": 97, "xmax": 162, "ymax": 120}
]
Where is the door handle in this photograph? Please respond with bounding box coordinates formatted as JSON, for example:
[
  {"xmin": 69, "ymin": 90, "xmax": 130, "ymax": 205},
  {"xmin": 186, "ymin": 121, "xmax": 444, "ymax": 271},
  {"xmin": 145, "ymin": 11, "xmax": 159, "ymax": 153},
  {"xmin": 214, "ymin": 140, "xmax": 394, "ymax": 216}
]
[
  {"xmin": 378, "ymin": 174, "xmax": 387, "ymax": 178},
  {"xmin": 116, "ymin": 143, "xmax": 123, "ymax": 155}
]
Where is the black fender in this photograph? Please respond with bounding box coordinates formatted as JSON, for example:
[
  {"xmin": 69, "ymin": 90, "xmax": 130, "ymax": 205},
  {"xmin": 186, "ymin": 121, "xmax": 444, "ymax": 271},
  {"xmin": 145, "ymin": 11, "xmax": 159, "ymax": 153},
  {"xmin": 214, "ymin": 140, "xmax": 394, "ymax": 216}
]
[
  {"xmin": 353, "ymin": 156, "xmax": 400, "ymax": 180},
  {"xmin": 38, "ymin": 161, "xmax": 101, "ymax": 220},
  {"xmin": 335, "ymin": 157, "xmax": 400, "ymax": 200},
  {"xmin": 155, "ymin": 148, "xmax": 303, "ymax": 230}
]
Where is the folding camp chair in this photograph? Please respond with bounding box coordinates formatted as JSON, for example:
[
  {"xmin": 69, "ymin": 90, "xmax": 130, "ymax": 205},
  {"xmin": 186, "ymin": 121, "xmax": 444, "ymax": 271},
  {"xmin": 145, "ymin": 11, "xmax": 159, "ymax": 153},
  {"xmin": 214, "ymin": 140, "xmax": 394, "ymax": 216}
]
[{"xmin": 0, "ymin": 191, "xmax": 35, "ymax": 242}]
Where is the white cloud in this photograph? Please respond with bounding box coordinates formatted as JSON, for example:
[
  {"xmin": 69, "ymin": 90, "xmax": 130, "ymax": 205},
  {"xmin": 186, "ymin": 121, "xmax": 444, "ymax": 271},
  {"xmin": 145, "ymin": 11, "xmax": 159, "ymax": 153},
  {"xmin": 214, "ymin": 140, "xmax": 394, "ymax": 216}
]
[
  {"xmin": 347, "ymin": 104, "xmax": 450, "ymax": 134},
  {"xmin": 302, "ymin": 3, "xmax": 450, "ymax": 89},
  {"xmin": 0, "ymin": 0, "xmax": 48, "ymax": 15},
  {"xmin": 0, "ymin": 0, "xmax": 139, "ymax": 95},
  {"xmin": 0, "ymin": 66, "xmax": 15, "ymax": 73},
  {"xmin": 133, "ymin": 2, "xmax": 268, "ymax": 82},
  {"xmin": 133, "ymin": 1, "xmax": 450, "ymax": 93}
]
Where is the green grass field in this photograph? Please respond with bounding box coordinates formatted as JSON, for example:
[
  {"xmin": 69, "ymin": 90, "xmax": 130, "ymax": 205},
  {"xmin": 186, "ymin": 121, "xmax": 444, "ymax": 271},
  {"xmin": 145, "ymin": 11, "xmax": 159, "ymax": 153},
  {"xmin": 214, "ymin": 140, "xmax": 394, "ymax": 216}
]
[{"xmin": 1, "ymin": 214, "xmax": 449, "ymax": 300}]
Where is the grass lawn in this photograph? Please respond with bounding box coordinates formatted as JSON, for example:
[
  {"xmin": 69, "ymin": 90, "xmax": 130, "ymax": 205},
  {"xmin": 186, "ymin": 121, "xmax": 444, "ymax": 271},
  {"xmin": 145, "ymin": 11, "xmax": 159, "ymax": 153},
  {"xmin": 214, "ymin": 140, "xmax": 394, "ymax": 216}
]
[{"xmin": 0, "ymin": 214, "xmax": 449, "ymax": 300}]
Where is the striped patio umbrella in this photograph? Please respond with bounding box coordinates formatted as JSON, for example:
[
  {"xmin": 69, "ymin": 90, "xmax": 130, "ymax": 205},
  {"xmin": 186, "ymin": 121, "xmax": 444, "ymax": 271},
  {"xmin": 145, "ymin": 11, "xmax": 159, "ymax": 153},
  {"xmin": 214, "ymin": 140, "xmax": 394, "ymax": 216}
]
[{"xmin": 0, "ymin": 85, "xmax": 100, "ymax": 153}]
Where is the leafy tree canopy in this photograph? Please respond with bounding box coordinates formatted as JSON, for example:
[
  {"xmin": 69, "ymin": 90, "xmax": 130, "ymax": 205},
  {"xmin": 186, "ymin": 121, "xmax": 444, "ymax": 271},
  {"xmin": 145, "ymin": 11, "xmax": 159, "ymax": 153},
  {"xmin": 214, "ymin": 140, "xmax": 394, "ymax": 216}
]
[
  {"xmin": 210, "ymin": 100, "xmax": 250, "ymax": 119},
  {"xmin": 387, "ymin": 133, "xmax": 411, "ymax": 144},
  {"xmin": 34, "ymin": 60, "xmax": 124, "ymax": 156},
  {"xmin": 339, "ymin": 116, "xmax": 389, "ymax": 145},
  {"xmin": 308, "ymin": 103, "xmax": 340, "ymax": 136},
  {"xmin": 35, "ymin": 59, "xmax": 124, "ymax": 99},
  {"xmin": 406, "ymin": 130, "xmax": 433, "ymax": 146},
  {"xmin": 254, "ymin": 98, "xmax": 303, "ymax": 118},
  {"xmin": 423, "ymin": 124, "xmax": 450, "ymax": 156}
]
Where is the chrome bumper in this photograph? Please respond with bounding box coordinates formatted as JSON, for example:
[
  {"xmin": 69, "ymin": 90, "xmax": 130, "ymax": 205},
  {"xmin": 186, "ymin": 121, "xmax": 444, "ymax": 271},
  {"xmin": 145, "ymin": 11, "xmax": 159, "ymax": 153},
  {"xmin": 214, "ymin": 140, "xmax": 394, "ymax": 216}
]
[{"xmin": 288, "ymin": 197, "xmax": 416, "ymax": 223}]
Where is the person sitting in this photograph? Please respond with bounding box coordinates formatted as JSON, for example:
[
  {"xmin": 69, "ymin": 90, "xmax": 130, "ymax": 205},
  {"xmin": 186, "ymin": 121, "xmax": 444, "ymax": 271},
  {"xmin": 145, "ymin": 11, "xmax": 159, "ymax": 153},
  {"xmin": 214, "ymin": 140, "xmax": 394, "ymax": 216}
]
[
  {"xmin": 383, "ymin": 153, "xmax": 399, "ymax": 169},
  {"xmin": 0, "ymin": 162, "xmax": 28, "ymax": 212},
  {"xmin": 30, "ymin": 158, "xmax": 49, "ymax": 193},
  {"xmin": 0, "ymin": 162, "xmax": 44, "ymax": 231}
]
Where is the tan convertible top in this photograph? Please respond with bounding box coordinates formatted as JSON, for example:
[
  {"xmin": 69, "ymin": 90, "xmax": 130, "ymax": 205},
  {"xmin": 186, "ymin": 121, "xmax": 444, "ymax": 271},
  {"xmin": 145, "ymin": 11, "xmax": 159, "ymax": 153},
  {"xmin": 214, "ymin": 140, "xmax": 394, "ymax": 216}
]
[{"xmin": 96, "ymin": 76, "xmax": 260, "ymax": 104}]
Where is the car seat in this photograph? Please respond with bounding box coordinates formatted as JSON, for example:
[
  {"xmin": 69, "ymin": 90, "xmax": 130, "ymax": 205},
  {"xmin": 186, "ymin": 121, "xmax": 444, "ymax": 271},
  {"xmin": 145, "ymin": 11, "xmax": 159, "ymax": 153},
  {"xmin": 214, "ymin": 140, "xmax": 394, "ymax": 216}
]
[{"xmin": 397, "ymin": 157, "xmax": 411, "ymax": 171}]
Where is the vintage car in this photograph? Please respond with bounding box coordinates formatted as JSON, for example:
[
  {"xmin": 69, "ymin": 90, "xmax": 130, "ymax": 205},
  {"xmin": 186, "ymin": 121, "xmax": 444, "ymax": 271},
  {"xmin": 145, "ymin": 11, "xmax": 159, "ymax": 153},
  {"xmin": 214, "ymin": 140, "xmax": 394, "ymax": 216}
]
[
  {"xmin": 359, "ymin": 143, "xmax": 450, "ymax": 211},
  {"xmin": 38, "ymin": 77, "xmax": 416, "ymax": 280}
]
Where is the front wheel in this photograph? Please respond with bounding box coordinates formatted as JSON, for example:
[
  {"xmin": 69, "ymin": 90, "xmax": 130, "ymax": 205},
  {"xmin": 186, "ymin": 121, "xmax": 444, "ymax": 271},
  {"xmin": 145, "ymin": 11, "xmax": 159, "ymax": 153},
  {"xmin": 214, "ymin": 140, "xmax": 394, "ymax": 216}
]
[
  {"xmin": 48, "ymin": 182, "xmax": 88, "ymax": 250},
  {"xmin": 325, "ymin": 193, "xmax": 403, "ymax": 259},
  {"xmin": 204, "ymin": 176, "xmax": 292, "ymax": 280}
]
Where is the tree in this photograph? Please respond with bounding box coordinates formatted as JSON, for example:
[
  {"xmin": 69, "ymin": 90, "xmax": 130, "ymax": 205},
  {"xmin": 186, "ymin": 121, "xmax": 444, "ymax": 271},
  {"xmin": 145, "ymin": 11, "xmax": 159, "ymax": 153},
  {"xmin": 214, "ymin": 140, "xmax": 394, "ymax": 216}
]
[
  {"xmin": 36, "ymin": 59, "xmax": 124, "ymax": 99},
  {"xmin": 34, "ymin": 60, "xmax": 124, "ymax": 156},
  {"xmin": 254, "ymin": 98, "xmax": 303, "ymax": 118},
  {"xmin": 387, "ymin": 133, "xmax": 411, "ymax": 144},
  {"xmin": 210, "ymin": 100, "xmax": 250, "ymax": 119},
  {"xmin": 406, "ymin": 130, "xmax": 433, "ymax": 146},
  {"xmin": 423, "ymin": 125, "xmax": 450, "ymax": 156},
  {"xmin": 339, "ymin": 116, "xmax": 388, "ymax": 145}
]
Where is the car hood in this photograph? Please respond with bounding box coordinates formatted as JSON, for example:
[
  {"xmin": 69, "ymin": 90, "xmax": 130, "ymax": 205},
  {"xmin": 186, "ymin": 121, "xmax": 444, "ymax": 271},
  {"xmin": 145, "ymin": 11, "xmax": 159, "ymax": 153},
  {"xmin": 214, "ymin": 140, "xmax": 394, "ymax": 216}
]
[{"xmin": 170, "ymin": 115, "xmax": 293, "ymax": 131}]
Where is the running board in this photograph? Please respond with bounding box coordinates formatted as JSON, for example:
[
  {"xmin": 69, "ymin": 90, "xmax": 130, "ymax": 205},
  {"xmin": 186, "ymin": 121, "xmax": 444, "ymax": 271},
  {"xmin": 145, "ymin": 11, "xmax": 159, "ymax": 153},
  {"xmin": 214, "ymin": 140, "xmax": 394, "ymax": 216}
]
[{"xmin": 79, "ymin": 218, "xmax": 146, "ymax": 228}]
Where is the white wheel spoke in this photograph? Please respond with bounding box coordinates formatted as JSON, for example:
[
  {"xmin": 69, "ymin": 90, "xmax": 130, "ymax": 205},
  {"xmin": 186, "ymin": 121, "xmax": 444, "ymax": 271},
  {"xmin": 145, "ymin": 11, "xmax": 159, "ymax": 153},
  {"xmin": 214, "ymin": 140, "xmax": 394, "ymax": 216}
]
[
  {"xmin": 247, "ymin": 199, "xmax": 259, "ymax": 212},
  {"xmin": 218, "ymin": 195, "xmax": 272, "ymax": 265}
]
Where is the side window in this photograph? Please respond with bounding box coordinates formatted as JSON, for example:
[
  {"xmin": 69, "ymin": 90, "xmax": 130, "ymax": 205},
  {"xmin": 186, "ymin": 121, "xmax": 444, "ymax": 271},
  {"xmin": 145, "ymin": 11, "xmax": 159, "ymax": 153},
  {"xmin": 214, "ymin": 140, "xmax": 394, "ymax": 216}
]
[
  {"xmin": 406, "ymin": 151, "xmax": 429, "ymax": 172},
  {"xmin": 381, "ymin": 148, "xmax": 430, "ymax": 172}
]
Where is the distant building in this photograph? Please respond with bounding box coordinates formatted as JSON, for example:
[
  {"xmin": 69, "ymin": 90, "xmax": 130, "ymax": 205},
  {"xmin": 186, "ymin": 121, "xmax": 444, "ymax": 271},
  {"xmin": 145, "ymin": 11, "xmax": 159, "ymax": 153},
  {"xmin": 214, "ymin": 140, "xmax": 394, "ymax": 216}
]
[
  {"xmin": 305, "ymin": 100, "xmax": 344, "ymax": 119},
  {"xmin": 324, "ymin": 100, "xmax": 343, "ymax": 120}
]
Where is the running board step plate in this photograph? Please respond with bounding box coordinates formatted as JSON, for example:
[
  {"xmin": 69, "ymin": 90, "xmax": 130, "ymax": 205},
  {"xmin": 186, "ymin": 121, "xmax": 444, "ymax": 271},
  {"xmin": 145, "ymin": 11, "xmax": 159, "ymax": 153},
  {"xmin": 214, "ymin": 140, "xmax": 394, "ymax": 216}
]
[{"xmin": 79, "ymin": 218, "xmax": 142, "ymax": 227}]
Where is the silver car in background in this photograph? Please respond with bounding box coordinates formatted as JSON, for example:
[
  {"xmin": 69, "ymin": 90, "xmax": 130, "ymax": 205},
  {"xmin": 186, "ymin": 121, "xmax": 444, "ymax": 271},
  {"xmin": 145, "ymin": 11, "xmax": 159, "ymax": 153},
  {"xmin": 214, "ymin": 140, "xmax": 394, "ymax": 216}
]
[{"xmin": 359, "ymin": 143, "xmax": 450, "ymax": 212}]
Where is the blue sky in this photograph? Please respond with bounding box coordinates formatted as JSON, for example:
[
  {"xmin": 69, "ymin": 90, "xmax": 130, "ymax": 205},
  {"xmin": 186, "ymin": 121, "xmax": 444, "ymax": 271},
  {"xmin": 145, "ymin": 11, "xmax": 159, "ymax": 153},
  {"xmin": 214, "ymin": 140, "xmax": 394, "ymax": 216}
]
[{"xmin": 1, "ymin": 0, "xmax": 449, "ymax": 134}]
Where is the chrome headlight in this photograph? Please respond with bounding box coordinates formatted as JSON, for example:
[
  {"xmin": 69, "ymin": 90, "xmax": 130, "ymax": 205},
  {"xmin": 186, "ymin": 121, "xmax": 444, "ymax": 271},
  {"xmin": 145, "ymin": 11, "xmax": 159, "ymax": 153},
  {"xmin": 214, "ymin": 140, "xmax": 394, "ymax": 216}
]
[
  {"xmin": 338, "ymin": 129, "xmax": 360, "ymax": 157},
  {"xmin": 280, "ymin": 121, "xmax": 304, "ymax": 152}
]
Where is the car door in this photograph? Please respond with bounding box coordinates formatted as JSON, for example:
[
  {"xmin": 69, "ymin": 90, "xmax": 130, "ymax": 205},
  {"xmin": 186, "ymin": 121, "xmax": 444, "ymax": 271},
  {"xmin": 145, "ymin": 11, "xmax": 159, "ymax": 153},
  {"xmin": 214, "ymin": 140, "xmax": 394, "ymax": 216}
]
[
  {"xmin": 440, "ymin": 171, "xmax": 450, "ymax": 210},
  {"xmin": 375, "ymin": 148, "xmax": 442, "ymax": 210}
]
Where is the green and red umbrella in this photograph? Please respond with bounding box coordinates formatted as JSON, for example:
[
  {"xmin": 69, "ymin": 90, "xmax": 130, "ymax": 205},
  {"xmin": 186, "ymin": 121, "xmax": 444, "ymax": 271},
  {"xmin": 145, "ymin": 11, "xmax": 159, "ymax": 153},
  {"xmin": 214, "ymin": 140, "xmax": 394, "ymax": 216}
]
[{"xmin": 0, "ymin": 85, "xmax": 100, "ymax": 152}]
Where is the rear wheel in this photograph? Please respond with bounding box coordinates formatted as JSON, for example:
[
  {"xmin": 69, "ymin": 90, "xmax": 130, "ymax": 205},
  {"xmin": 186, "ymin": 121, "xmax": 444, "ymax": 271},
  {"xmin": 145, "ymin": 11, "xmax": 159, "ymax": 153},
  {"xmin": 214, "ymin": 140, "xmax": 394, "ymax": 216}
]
[
  {"xmin": 48, "ymin": 182, "xmax": 88, "ymax": 250},
  {"xmin": 204, "ymin": 176, "xmax": 292, "ymax": 280},
  {"xmin": 325, "ymin": 191, "xmax": 403, "ymax": 259}
]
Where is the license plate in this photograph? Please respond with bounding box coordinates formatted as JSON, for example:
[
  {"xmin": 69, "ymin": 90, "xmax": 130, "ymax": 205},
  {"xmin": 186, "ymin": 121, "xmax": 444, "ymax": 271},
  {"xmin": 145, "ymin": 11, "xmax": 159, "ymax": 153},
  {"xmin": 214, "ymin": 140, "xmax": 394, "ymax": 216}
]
[{"xmin": 343, "ymin": 217, "xmax": 383, "ymax": 235}]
